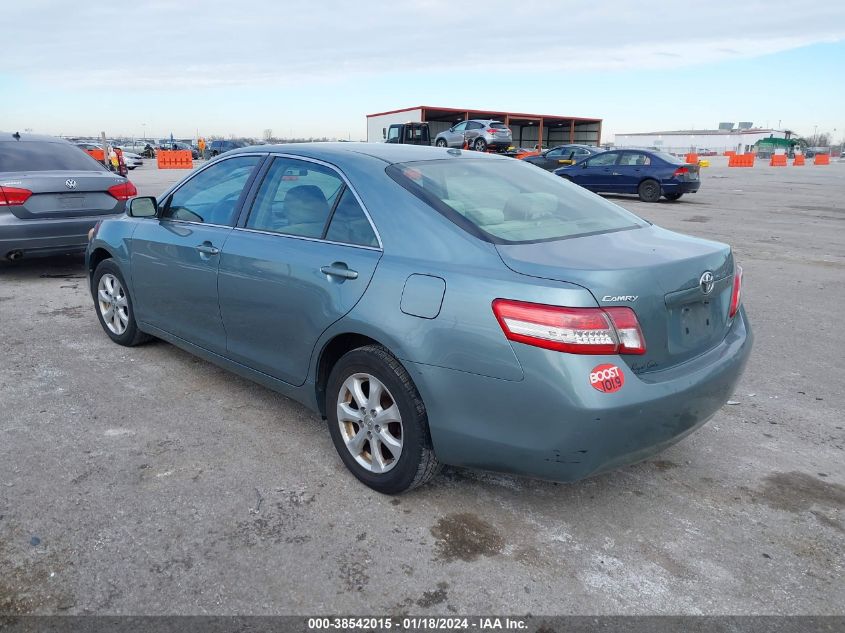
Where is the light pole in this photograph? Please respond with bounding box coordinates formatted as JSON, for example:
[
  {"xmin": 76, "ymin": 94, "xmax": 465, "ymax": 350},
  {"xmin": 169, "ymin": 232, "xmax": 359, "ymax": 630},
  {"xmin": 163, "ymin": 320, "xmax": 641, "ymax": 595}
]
[{"xmin": 141, "ymin": 123, "xmax": 147, "ymax": 142}]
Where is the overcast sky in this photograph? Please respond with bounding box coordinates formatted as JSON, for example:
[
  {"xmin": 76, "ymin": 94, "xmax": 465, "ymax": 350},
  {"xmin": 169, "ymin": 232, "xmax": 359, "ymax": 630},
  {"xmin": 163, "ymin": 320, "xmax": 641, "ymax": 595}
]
[{"xmin": 2, "ymin": 0, "xmax": 844, "ymax": 141}]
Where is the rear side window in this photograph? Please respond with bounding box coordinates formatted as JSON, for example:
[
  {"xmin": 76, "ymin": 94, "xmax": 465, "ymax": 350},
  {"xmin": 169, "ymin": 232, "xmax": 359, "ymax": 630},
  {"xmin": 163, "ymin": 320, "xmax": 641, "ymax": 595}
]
[
  {"xmin": 387, "ymin": 158, "xmax": 646, "ymax": 244},
  {"xmin": 247, "ymin": 157, "xmax": 377, "ymax": 246},
  {"xmin": 619, "ymin": 153, "xmax": 651, "ymax": 166},
  {"xmin": 324, "ymin": 189, "xmax": 378, "ymax": 247},
  {"xmin": 0, "ymin": 141, "xmax": 107, "ymax": 172},
  {"xmin": 247, "ymin": 157, "xmax": 343, "ymax": 238}
]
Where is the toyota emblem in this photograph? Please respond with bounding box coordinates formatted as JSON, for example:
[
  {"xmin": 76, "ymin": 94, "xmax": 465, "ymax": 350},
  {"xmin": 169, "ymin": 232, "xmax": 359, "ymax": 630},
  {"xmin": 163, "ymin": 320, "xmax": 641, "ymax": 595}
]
[
  {"xmin": 699, "ymin": 271, "xmax": 715, "ymax": 295},
  {"xmin": 65, "ymin": 179, "xmax": 77, "ymax": 190}
]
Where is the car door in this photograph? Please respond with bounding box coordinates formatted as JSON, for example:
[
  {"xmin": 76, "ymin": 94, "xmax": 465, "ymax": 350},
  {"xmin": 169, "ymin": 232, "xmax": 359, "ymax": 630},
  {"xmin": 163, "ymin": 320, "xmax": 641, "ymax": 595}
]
[
  {"xmin": 218, "ymin": 155, "xmax": 382, "ymax": 386},
  {"xmin": 130, "ymin": 155, "xmax": 264, "ymax": 354},
  {"xmin": 615, "ymin": 151, "xmax": 653, "ymax": 193},
  {"xmin": 464, "ymin": 121, "xmax": 484, "ymax": 146},
  {"xmin": 447, "ymin": 121, "xmax": 468, "ymax": 147},
  {"xmin": 571, "ymin": 152, "xmax": 620, "ymax": 192},
  {"xmin": 541, "ymin": 146, "xmax": 567, "ymax": 170}
]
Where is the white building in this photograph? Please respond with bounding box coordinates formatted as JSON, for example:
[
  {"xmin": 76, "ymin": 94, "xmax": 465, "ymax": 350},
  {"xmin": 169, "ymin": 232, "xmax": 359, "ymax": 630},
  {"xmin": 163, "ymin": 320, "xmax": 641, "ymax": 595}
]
[{"xmin": 613, "ymin": 128, "xmax": 790, "ymax": 154}]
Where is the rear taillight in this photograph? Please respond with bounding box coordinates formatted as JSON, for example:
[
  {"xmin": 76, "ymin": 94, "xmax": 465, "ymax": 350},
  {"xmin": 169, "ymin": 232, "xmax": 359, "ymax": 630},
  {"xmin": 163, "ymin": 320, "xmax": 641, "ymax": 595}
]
[
  {"xmin": 107, "ymin": 181, "xmax": 137, "ymax": 200},
  {"xmin": 492, "ymin": 299, "xmax": 646, "ymax": 355},
  {"xmin": 729, "ymin": 265, "xmax": 743, "ymax": 318},
  {"xmin": 672, "ymin": 166, "xmax": 689, "ymax": 178},
  {"xmin": 0, "ymin": 186, "xmax": 33, "ymax": 206}
]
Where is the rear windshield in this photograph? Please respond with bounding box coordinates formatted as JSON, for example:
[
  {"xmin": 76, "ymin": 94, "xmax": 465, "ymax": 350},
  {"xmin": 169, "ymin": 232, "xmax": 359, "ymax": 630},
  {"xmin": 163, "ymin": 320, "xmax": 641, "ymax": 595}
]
[
  {"xmin": 650, "ymin": 151, "xmax": 685, "ymax": 164},
  {"xmin": 0, "ymin": 141, "xmax": 107, "ymax": 172},
  {"xmin": 490, "ymin": 122, "xmax": 508, "ymax": 129},
  {"xmin": 387, "ymin": 158, "xmax": 647, "ymax": 244}
]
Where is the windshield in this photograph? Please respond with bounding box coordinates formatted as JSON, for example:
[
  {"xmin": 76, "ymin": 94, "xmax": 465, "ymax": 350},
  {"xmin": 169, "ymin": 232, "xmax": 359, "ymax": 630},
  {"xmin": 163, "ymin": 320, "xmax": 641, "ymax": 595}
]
[
  {"xmin": 387, "ymin": 158, "xmax": 647, "ymax": 244},
  {"xmin": 0, "ymin": 141, "xmax": 107, "ymax": 172}
]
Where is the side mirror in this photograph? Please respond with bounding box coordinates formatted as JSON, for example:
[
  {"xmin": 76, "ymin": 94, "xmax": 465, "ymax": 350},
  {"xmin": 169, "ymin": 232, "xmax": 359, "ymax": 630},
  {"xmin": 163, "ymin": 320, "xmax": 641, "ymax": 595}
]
[{"xmin": 128, "ymin": 196, "xmax": 158, "ymax": 218}]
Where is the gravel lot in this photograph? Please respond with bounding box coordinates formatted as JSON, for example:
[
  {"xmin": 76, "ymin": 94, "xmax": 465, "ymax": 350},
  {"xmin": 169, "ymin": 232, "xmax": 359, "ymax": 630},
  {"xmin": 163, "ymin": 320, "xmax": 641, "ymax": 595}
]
[{"xmin": 1, "ymin": 156, "xmax": 843, "ymax": 616}]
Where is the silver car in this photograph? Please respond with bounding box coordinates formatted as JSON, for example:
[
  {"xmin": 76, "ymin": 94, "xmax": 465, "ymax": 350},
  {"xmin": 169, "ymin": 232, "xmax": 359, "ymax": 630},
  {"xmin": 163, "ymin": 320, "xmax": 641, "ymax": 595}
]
[
  {"xmin": 0, "ymin": 132, "xmax": 136, "ymax": 261},
  {"xmin": 434, "ymin": 119, "xmax": 513, "ymax": 152}
]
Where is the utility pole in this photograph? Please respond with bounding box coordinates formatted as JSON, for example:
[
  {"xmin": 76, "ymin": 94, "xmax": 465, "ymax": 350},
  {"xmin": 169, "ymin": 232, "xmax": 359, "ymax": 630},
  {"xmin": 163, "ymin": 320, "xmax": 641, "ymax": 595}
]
[{"xmin": 100, "ymin": 131, "xmax": 109, "ymax": 169}]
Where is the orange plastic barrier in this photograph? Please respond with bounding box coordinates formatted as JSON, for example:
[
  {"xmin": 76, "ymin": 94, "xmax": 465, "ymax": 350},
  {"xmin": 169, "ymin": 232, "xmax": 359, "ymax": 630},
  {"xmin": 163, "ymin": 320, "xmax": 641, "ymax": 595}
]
[
  {"xmin": 814, "ymin": 154, "xmax": 830, "ymax": 165},
  {"xmin": 85, "ymin": 149, "xmax": 105, "ymax": 162},
  {"xmin": 157, "ymin": 150, "xmax": 194, "ymax": 169},
  {"xmin": 769, "ymin": 154, "xmax": 787, "ymax": 167},
  {"xmin": 793, "ymin": 155, "xmax": 805, "ymax": 166},
  {"xmin": 724, "ymin": 150, "xmax": 736, "ymax": 157},
  {"xmin": 728, "ymin": 153, "xmax": 756, "ymax": 167},
  {"xmin": 685, "ymin": 153, "xmax": 699, "ymax": 164}
]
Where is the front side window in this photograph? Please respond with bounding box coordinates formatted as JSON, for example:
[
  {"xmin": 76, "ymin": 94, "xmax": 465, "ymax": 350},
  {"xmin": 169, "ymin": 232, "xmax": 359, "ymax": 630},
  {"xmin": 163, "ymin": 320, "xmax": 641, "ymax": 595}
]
[
  {"xmin": 387, "ymin": 126, "xmax": 400, "ymax": 142},
  {"xmin": 452, "ymin": 122, "xmax": 467, "ymax": 132},
  {"xmin": 387, "ymin": 158, "xmax": 646, "ymax": 244},
  {"xmin": 586, "ymin": 152, "xmax": 618, "ymax": 167},
  {"xmin": 162, "ymin": 156, "xmax": 260, "ymax": 225}
]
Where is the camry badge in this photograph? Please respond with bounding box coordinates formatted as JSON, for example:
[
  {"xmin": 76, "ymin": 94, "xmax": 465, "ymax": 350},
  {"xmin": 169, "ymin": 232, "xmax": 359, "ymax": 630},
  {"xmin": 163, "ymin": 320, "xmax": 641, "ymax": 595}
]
[
  {"xmin": 65, "ymin": 179, "xmax": 77, "ymax": 190},
  {"xmin": 699, "ymin": 271, "xmax": 714, "ymax": 295}
]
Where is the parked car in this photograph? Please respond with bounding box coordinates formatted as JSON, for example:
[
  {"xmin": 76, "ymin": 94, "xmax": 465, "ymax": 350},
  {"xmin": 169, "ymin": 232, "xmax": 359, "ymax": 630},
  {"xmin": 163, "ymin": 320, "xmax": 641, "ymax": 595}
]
[
  {"xmin": 1, "ymin": 132, "xmax": 136, "ymax": 260},
  {"xmin": 522, "ymin": 144, "xmax": 603, "ymax": 170},
  {"xmin": 434, "ymin": 120, "xmax": 512, "ymax": 152},
  {"xmin": 158, "ymin": 141, "xmax": 199, "ymax": 159},
  {"xmin": 122, "ymin": 151, "xmax": 144, "ymax": 169},
  {"xmin": 555, "ymin": 149, "xmax": 701, "ymax": 202},
  {"xmin": 208, "ymin": 140, "xmax": 247, "ymax": 157},
  {"xmin": 86, "ymin": 143, "xmax": 750, "ymax": 493}
]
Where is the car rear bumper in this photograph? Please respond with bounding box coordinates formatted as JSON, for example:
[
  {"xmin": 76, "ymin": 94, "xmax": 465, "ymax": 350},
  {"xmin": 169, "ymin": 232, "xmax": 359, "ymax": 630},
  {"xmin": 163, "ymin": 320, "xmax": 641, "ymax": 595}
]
[
  {"xmin": 485, "ymin": 137, "xmax": 513, "ymax": 148},
  {"xmin": 664, "ymin": 180, "xmax": 701, "ymax": 194},
  {"xmin": 408, "ymin": 306, "xmax": 752, "ymax": 482},
  {"xmin": 0, "ymin": 212, "xmax": 121, "ymax": 258}
]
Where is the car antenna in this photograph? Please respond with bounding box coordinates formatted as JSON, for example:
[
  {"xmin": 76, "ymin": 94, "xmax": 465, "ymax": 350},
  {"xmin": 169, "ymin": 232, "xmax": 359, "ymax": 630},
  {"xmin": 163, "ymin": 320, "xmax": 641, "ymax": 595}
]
[{"xmin": 13, "ymin": 131, "xmax": 21, "ymax": 140}]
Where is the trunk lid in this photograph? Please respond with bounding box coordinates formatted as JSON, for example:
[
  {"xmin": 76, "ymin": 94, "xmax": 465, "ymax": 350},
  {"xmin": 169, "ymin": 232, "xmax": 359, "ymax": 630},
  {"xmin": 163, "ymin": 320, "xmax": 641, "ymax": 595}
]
[
  {"xmin": 496, "ymin": 225, "xmax": 734, "ymax": 373},
  {"xmin": 1, "ymin": 170, "xmax": 125, "ymax": 219}
]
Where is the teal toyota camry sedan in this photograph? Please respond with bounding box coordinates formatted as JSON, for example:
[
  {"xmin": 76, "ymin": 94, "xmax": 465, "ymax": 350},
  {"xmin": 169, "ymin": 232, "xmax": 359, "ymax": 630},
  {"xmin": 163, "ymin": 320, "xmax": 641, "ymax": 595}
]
[{"xmin": 86, "ymin": 143, "xmax": 752, "ymax": 493}]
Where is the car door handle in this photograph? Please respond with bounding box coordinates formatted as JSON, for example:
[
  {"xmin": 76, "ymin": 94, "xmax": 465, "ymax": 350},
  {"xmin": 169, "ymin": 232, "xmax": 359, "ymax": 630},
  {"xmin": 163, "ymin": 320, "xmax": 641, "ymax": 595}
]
[
  {"xmin": 320, "ymin": 263, "xmax": 358, "ymax": 280},
  {"xmin": 611, "ymin": 172, "xmax": 621, "ymax": 176},
  {"xmin": 195, "ymin": 243, "xmax": 220, "ymax": 255}
]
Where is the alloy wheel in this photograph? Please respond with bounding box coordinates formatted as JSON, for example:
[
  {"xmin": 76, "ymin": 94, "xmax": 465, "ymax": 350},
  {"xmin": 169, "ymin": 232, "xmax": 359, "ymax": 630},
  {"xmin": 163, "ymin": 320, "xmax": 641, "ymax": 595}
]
[
  {"xmin": 97, "ymin": 273, "xmax": 129, "ymax": 335},
  {"xmin": 336, "ymin": 373, "xmax": 403, "ymax": 474}
]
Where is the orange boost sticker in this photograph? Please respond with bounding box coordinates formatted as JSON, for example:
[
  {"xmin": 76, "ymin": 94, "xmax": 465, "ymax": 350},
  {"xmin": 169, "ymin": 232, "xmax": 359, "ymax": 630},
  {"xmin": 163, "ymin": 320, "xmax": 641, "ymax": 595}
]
[{"xmin": 589, "ymin": 364, "xmax": 624, "ymax": 393}]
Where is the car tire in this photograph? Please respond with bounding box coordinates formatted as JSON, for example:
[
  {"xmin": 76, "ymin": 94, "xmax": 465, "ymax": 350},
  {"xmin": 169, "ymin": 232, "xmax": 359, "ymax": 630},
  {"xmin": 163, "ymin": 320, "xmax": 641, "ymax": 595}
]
[
  {"xmin": 92, "ymin": 259, "xmax": 150, "ymax": 347},
  {"xmin": 473, "ymin": 138, "xmax": 487, "ymax": 152},
  {"xmin": 638, "ymin": 179, "xmax": 662, "ymax": 202},
  {"xmin": 326, "ymin": 345, "xmax": 441, "ymax": 494},
  {"xmin": 435, "ymin": 139, "xmax": 448, "ymax": 148},
  {"xmin": 664, "ymin": 192, "xmax": 684, "ymax": 201}
]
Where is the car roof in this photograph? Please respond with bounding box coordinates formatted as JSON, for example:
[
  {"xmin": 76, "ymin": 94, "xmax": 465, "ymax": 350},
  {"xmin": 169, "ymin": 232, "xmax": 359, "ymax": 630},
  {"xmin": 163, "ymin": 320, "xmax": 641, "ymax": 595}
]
[
  {"xmin": 227, "ymin": 142, "xmax": 511, "ymax": 166},
  {"xmin": 0, "ymin": 132, "xmax": 73, "ymax": 145}
]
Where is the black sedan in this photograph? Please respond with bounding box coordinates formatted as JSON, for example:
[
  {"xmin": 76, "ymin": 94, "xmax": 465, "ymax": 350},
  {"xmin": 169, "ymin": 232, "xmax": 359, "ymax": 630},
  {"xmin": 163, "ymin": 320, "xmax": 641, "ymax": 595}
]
[
  {"xmin": 522, "ymin": 144, "xmax": 602, "ymax": 170},
  {"xmin": 555, "ymin": 149, "xmax": 700, "ymax": 202}
]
